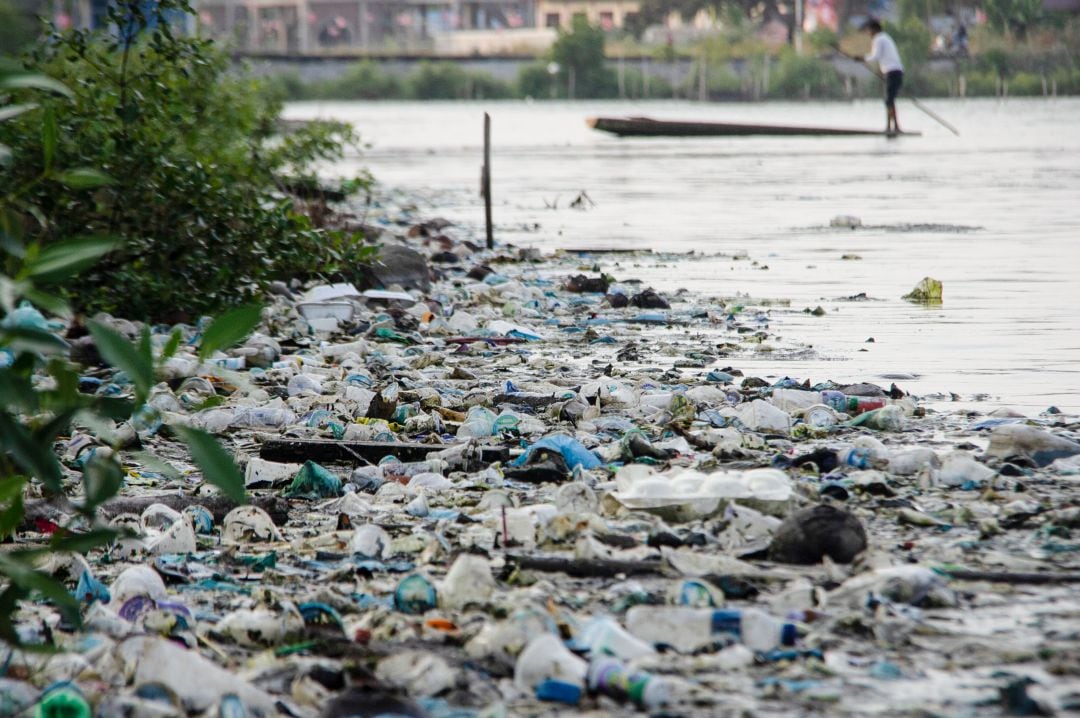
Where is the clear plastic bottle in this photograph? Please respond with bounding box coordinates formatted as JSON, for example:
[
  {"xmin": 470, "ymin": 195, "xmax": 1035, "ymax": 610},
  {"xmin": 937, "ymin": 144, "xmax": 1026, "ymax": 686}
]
[
  {"xmin": 770, "ymin": 388, "xmax": 821, "ymax": 412},
  {"xmin": 587, "ymin": 658, "xmax": 679, "ymax": 710},
  {"xmin": 514, "ymin": 634, "xmax": 587, "ymax": 693},
  {"xmin": 820, "ymin": 390, "xmax": 887, "ymax": 416},
  {"xmin": 231, "ymin": 407, "xmax": 296, "ymax": 429},
  {"xmin": 574, "ymin": 617, "xmax": 655, "ymax": 660},
  {"xmin": 847, "ymin": 404, "xmax": 905, "ymax": 431},
  {"xmin": 456, "ymin": 406, "xmax": 496, "ymax": 439},
  {"xmin": 625, "ymin": 606, "xmax": 796, "ymax": 653},
  {"xmin": 838, "ymin": 446, "xmax": 877, "ymax": 470}
]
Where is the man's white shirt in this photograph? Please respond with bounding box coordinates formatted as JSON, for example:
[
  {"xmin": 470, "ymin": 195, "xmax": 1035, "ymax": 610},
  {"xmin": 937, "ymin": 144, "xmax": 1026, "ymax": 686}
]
[{"xmin": 866, "ymin": 33, "xmax": 904, "ymax": 73}]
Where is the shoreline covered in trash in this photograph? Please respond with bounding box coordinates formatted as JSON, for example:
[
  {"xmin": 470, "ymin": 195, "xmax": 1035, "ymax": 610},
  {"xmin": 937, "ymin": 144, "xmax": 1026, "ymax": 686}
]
[{"xmin": 5, "ymin": 196, "xmax": 1080, "ymax": 717}]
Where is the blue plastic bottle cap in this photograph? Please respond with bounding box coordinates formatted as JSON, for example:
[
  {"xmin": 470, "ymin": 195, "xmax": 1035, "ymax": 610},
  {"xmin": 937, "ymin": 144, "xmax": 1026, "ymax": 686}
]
[
  {"xmin": 780, "ymin": 623, "xmax": 798, "ymax": 646},
  {"xmin": 535, "ymin": 679, "xmax": 583, "ymax": 705}
]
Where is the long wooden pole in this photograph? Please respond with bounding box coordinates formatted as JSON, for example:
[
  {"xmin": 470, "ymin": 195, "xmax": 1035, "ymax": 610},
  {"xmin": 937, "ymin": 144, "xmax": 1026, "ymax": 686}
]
[
  {"xmin": 836, "ymin": 46, "xmax": 960, "ymax": 136},
  {"xmin": 483, "ymin": 112, "xmax": 493, "ymax": 249}
]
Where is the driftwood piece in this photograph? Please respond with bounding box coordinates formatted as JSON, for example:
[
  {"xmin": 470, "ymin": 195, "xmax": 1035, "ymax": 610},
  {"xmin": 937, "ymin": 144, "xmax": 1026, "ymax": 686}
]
[
  {"xmin": 259, "ymin": 438, "xmax": 509, "ymax": 466},
  {"xmin": 22, "ymin": 494, "xmax": 289, "ymax": 531},
  {"xmin": 492, "ymin": 393, "xmax": 562, "ymax": 409},
  {"xmin": 506, "ymin": 553, "xmax": 666, "ymax": 578},
  {"xmin": 944, "ymin": 570, "xmax": 1080, "ymax": 585}
]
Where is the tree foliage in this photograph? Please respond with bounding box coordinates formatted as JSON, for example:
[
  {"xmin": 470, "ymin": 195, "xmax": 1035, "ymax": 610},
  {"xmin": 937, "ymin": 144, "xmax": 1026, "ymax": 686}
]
[
  {"xmin": 0, "ymin": 68, "xmax": 251, "ymax": 645},
  {"xmin": 550, "ymin": 17, "xmax": 618, "ymax": 98},
  {"xmin": 0, "ymin": 0, "xmax": 369, "ymax": 322},
  {"xmin": 984, "ymin": 0, "xmax": 1043, "ymax": 38}
]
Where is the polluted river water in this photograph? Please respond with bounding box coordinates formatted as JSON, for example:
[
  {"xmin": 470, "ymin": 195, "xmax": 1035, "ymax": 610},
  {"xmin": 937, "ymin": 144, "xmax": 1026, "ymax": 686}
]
[{"xmin": 285, "ymin": 97, "xmax": 1080, "ymax": 414}]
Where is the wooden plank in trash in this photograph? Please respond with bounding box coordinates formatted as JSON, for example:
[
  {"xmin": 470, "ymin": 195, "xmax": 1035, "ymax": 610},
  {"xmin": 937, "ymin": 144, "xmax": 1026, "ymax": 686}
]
[{"xmin": 259, "ymin": 437, "xmax": 510, "ymax": 465}]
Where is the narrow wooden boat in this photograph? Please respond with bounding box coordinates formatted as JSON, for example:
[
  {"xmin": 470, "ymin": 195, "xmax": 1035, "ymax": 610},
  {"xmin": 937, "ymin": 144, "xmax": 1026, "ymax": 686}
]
[{"xmin": 587, "ymin": 116, "xmax": 920, "ymax": 137}]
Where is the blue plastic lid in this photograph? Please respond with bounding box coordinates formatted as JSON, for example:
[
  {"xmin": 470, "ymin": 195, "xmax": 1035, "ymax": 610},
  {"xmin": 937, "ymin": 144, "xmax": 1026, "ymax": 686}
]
[
  {"xmin": 781, "ymin": 623, "xmax": 798, "ymax": 646},
  {"xmin": 535, "ymin": 679, "xmax": 583, "ymax": 705}
]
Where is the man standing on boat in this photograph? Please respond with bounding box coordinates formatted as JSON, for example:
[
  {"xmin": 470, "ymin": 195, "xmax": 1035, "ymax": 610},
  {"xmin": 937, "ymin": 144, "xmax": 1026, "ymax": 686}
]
[{"xmin": 864, "ymin": 18, "xmax": 904, "ymax": 134}]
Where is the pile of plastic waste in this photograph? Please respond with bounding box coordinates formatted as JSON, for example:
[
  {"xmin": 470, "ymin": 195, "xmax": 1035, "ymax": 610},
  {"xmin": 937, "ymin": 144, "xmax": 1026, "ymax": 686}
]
[{"xmin": 3, "ymin": 204, "xmax": 1079, "ymax": 718}]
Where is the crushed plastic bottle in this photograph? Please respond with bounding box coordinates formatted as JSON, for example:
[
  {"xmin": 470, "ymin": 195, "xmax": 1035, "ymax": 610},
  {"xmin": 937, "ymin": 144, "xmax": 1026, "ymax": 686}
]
[{"xmin": 625, "ymin": 606, "xmax": 797, "ymax": 653}]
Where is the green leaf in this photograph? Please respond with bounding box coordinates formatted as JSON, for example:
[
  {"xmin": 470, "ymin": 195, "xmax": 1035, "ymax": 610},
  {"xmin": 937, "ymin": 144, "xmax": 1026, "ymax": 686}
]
[
  {"xmin": 0, "ymin": 371, "xmax": 36, "ymax": 411},
  {"xmin": 0, "ymin": 553, "xmax": 81, "ymax": 630},
  {"xmin": 0, "ymin": 585, "xmax": 30, "ymax": 644},
  {"xmin": 0, "ymin": 103, "xmax": 37, "ymax": 122},
  {"xmin": 51, "ymin": 528, "xmax": 118, "ymax": 554},
  {"xmin": 88, "ymin": 321, "xmax": 153, "ymax": 402},
  {"xmin": 173, "ymin": 426, "xmax": 247, "ymax": 503},
  {"xmin": 0, "ymin": 415, "xmax": 64, "ymax": 493},
  {"xmin": 0, "ymin": 476, "xmax": 26, "ymax": 539},
  {"xmin": 56, "ymin": 168, "xmax": 112, "ymax": 190},
  {"xmin": 127, "ymin": 450, "xmax": 182, "ymax": 481},
  {"xmin": 91, "ymin": 397, "xmax": 135, "ymax": 422},
  {"xmin": 32, "ymin": 408, "xmax": 79, "ymax": 446},
  {"xmin": 197, "ymin": 304, "xmax": 262, "ymax": 361},
  {"xmin": 20, "ymin": 288, "xmax": 70, "ymax": 318},
  {"xmin": 81, "ymin": 455, "xmax": 124, "ymax": 511},
  {"xmin": 26, "ymin": 237, "xmax": 118, "ymax": 284},
  {"xmin": 0, "ymin": 74, "xmax": 73, "ymax": 98},
  {"xmin": 137, "ymin": 325, "xmax": 153, "ymax": 376},
  {"xmin": 160, "ymin": 328, "xmax": 182, "ymax": 362},
  {"xmin": 0, "ymin": 326, "xmax": 69, "ymax": 356},
  {"xmin": 42, "ymin": 106, "xmax": 57, "ymax": 172}
]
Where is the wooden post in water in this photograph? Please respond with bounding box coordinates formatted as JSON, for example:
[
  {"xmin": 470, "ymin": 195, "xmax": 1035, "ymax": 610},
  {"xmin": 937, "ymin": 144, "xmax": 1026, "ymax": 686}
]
[
  {"xmin": 482, "ymin": 113, "xmax": 493, "ymax": 250},
  {"xmin": 698, "ymin": 49, "xmax": 707, "ymax": 102}
]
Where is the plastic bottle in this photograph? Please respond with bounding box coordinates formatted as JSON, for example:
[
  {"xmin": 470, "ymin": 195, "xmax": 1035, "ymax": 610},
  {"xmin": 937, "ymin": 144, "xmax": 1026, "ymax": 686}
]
[
  {"xmin": 846, "ymin": 404, "xmax": 905, "ymax": 431},
  {"xmin": 439, "ymin": 554, "xmax": 496, "ymax": 609},
  {"xmin": 770, "ymin": 388, "xmax": 821, "ymax": 412},
  {"xmin": 887, "ymin": 448, "xmax": 939, "ymax": 476},
  {"xmin": 378, "ymin": 458, "xmax": 446, "ymax": 479},
  {"xmin": 668, "ymin": 579, "xmax": 724, "ymax": 608},
  {"xmin": 230, "ymin": 407, "xmax": 296, "ymax": 429},
  {"xmin": 514, "ymin": 634, "xmax": 587, "ymax": 693},
  {"xmin": 624, "ymin": 606, "xmax": 796, "ymax": 653},
  {"xmin": 586, "ymin": 658, "xmax": 678, "ymax": 710},
  {"xmin": 820, "ymin": 390, "xmax": 887, "ymax": 416},
  {"xmin": 35, "ymin": 683, "xmax": 91, "ymax": 718},
  {"xmin": 985, "ymin": 424, "xmax": 1080, "ymax": 467},
  {"xmin": 574, "ymin": 617, "xmax": 655, "ymax": 660},
  {"xmin": 456, "ymin": 406, "xmax": 497, "ymax": 439},
  {"xmin": 838, "ymin": 446, "xmax": 879, "ymax": 470},
  {"xmin": 393, "ymin": 575, "xmax": 437, "ymax": 614}
]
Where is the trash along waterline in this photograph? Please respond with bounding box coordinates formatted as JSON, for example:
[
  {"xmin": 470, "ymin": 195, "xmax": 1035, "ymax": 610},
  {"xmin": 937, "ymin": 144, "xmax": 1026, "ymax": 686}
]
[
  {"xmin": 285, "ymin": 98, "xmax": 1080, "ymax": 414},
  {"xmin": 3, "ymin": 195, "xmax": 1079, "ymax": 717}
]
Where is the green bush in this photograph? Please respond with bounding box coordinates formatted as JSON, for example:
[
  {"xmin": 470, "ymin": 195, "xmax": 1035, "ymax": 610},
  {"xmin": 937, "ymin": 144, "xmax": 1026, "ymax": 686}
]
[
  {"xmin": 550, "ymin": 17, "xmax": 618, "ymax": 98},
  {"xmin": 770, "ymin": 50, "xmax": 842, "ymax": 99},
  {"xmin": 267, "ymin": 71, "xmax": 313, "ymax": 101},
  {"xmin": 906, "ymin": 70, "xmax": 953, "ymax": 97},
  {"xmin": 0, "ymin": 0, "xmax": 367, "ymax": 321},
  {"xmin": 887, "ymin": 17, "xmax": 932, "ymax": 73},
  {"xmin": 0, "ymin": 0, "xmax": 36, "ymax": 55},
  {"xmin": 1050, "ymin": 66, "xmax": 1080, "ymax": 93},
  {"xmin": 680, "ymin": 61, "xmax": 739, "ymax": 100},
  {"xmin": 405, "ymin": 62, "xmax": 512, "ymax": 99},
  {"xmin": 518, "ymin": 62, "xmax": 555, "ymax": 98},
  {"xmin": 961, "ymin": 70, "xmax": 1000, "ymax": 95},
  {"xmin": 326, "ymin": 60, "xmax": 404, "ymax": 99},
  {"xmin": 984, "ymin": 0, "xmax": 1043, "ymax": 38},
  {"xmin": 1009, "ymin": 71, "xmax": 1044, "ymax": 94},
  {"xmin": 622, "ymin": 67, "xmax": 673, "ymax": 99},
  {"xmin": 466, "ymin": 70, "xmax": 515, "ymax": 100},
  {"xmin": 0, "ymin": 68, "xmax": 250, "ymax": 645}
]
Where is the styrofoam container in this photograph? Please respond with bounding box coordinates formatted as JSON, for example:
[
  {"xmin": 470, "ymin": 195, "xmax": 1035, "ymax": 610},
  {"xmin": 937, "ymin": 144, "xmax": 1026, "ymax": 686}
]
[{"xmin": 297, "ymin": 302, "xmax": 354, "ymax": 321}]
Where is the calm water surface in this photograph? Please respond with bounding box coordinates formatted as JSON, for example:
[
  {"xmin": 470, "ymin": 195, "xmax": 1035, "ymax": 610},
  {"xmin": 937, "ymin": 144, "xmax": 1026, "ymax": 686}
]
[{"xmin": 285, "ymin": 99, "xmax": 1080, "ymax": 412}]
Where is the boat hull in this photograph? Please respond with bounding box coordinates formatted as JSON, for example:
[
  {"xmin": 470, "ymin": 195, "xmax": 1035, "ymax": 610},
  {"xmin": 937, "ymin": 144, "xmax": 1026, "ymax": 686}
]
[{"xmin": 587, "ymin": 116, "xmax": 920, "ymax": 137}]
